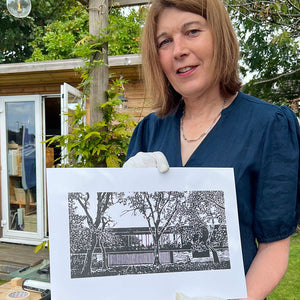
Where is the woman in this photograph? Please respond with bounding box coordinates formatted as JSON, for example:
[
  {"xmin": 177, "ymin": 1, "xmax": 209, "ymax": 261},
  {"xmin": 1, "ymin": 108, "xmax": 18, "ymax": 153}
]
[{"xmin": 124, "ymin": 0, "xmax": 300, "ymax": 299}]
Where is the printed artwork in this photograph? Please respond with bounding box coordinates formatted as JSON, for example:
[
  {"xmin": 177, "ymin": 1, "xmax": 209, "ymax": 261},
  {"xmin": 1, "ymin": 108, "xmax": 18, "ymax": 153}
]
[
  {"xmin": 47, "ymin": 168, "xmax": 247, "ymax": 300},
  {"xmin": 69, "ymin": 190, "xmax": 230, "ymax": 278}
]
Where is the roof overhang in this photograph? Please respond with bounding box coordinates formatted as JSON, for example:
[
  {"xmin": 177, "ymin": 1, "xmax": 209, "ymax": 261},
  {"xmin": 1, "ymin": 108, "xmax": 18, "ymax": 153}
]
[{"xmin": 0, "ymin": 54, "xmax": 142, "ymax": 95}]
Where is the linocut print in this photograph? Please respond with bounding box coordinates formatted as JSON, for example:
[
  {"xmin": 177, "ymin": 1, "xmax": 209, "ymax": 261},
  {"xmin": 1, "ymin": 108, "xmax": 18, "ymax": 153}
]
[{"xmin": 68, "ymin": 190, "xmax": 230, "ymax": 278}]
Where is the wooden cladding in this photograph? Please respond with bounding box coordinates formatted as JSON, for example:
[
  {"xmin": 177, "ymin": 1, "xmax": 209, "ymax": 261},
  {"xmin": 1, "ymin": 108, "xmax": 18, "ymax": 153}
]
[
  {"xmin": 0, "ymin": 56, "xmax": 154, "ymax": 121},
  {"xmin": 124, "ymin": 81, "xmax": 153, "ymax": 122}
]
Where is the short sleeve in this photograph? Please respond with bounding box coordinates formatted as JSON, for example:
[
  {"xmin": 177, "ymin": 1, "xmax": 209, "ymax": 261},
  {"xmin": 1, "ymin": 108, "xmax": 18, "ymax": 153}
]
[{"xmin": 254, "ymin": 106, "xmax": 300, "ymax": 243}]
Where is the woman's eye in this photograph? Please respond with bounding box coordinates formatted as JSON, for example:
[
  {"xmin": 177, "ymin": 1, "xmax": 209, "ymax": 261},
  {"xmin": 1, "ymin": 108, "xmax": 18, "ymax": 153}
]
[
  {"xmin": 158, "ymin": 39, "xmax": 171, "ymax": 49},
  {"xmin": 187, "ymin": 29, "xmax": 200, "ymax": 36}
]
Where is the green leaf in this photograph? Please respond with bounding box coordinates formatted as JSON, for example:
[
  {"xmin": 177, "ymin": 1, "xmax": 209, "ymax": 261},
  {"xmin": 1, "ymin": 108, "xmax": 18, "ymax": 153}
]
[
  {"xmin": 84, "ymin": 131, "xmax": 101, "ymax": 140},
  {"xmin": 273, "ymin": 2, "xmax": 281, "ymax": 11},
  {"xmin": 34, "ymin": 240, "xmax": 49, "ymax": 253},
  {"xmin": 106, "ymin": 155, "xmax": 120, "ymax": 167}
]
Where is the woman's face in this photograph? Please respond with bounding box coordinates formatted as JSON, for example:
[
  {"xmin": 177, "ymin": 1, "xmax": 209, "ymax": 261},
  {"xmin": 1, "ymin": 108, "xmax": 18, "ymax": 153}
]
[{"xmin": 156, "ymin": 8, "xmax": 217, "ymax": 100}]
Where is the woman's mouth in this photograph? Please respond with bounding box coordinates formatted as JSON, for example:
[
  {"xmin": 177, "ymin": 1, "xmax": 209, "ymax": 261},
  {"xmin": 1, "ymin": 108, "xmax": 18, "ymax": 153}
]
[{"xmin": 177, "ymin": 66, "xmax": 197, "ymax": 74}]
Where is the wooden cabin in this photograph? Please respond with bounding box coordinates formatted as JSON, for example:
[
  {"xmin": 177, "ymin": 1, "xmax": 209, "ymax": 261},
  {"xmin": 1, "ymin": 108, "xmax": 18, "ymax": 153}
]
[{"xmin": 0, "ymin": 54, "xmax": 153, "ymax": 245}]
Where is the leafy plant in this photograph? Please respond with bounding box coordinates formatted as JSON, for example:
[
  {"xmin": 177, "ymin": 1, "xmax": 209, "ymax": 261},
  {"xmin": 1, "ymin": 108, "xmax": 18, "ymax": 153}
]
[
  {"xmin": 26, "ymin": 5, "xmax": 146, "ymax": 62},
  {"xmin": 39, "ymin": 5, "xmax": 138, "ymax": 168},
  {"xmin": 46, "ymin": 77, "xmax": 136, "ymax": 168},
  {"xmin": 107, "ymin": 6, "xmax": 146, "ymax": 56},
  {"xmin": 226, "ymin": 0, "xmax": 300, "ymax": 114},
  {"xmin": 27, "ymin": 4, "xmax": 89, "ymax": 61},
  {"xmin": 0, "ymin": 0, "xmax": 80, "ymax": 63}
]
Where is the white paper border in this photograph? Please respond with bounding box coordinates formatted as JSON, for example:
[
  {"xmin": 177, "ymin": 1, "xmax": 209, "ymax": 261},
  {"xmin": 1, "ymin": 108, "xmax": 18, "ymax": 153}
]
[{"xmin": 47, "ymin": 167, "xmax": 246, "ymax": 300}]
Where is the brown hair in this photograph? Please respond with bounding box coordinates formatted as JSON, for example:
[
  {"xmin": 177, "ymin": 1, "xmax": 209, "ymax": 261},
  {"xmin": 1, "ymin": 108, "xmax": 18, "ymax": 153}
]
[{"xmin": 141, "ymin": 0, "xmax": 242, "ymax": 117}]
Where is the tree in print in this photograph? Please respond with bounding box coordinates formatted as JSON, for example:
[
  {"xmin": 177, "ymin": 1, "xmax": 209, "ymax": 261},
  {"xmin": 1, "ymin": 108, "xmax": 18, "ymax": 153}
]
[
  {"xmin": 177, "ymin": 191, "xmax": 226, "ymax": 264},
  {"xmin": 118, "ymin": 191, "xmax": 185, "ymax": 265},
  {"xmin": 69, "ymin": 198, "xmax": 90, "ymax": 254},
  {"xmin": 68, "ymin": 192, "xmax": 115, "ymax": 275}
]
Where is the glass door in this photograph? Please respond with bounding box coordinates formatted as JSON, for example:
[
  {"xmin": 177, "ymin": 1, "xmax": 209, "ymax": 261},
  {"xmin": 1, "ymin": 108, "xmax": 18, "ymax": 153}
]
[{"xmin": 0, "ymin": 96, "xmax": 44, "ymax": 243}]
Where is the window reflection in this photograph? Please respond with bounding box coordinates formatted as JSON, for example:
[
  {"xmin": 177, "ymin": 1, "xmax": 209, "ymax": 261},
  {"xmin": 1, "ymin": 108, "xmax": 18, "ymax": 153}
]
[{"xmin": 6, "ymin": 102, "xmax": 37, "ymax": 232}]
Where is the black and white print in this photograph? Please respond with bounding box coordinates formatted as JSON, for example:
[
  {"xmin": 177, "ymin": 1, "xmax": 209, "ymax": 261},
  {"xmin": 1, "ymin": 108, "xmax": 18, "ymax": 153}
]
[{"xmin": 68, "ymin": 190, "xmax": 230, "ymax": 278}]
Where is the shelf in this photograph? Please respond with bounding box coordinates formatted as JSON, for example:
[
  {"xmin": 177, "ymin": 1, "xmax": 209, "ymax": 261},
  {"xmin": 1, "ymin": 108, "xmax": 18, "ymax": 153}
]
[
  {"xmin": 10, "ymin": 201, "xmax": 36, "ymax": 206},
  {"xmin": 9, "ymin": 175, "xmax": 36, "ymax": 215}
]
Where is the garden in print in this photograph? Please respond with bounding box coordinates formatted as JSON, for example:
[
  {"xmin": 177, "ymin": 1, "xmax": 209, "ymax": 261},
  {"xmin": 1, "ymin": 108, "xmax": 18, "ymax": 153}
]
[{"xmin": 68, "ymin": 190, "xmax": 230, "ymax": 278}]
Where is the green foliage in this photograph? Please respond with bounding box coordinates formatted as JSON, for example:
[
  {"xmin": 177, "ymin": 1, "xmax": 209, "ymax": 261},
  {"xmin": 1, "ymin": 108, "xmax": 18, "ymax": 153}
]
[
  {"xmin": 34, "ymin": 3, "xmax": 138, "ymax": 169},
  {"xmin": 73, "ymin": 31, "xmax": 110, "ymax": 72},
  {"xmin": 226, "ymin": 0, "xmax": 300, "ymax": 113},
  {"xmin": 46, "ymin": 77, "xmax": 136, "ymax": 168},
  {"xmin": 239, "ymin": 21, "xmax": 300, "ymax": 107},
  {"xmin": 27, "ymin": 4, "xmax": 89, "ymax": 61},
  {"xmin": 0, "ymin": 0, "xmax": 80, "ymax": 63},
  {"xmin": 0, "ymin": 4, "xmax": 35, "ymax": 63},
  {"xmin": 107, "ymin": 6, "xmax": 146, "ymax": 55},
  {"xmin": 225, "ymin": 0, "xmax": 300, "ymax": 37},
  {"xmin": 26, "ymin": 5, "xmax": 146, "ymax": 62},
  {"xmin": 1, "ymin": 2, "xmax": 145, "ymax": 63}
]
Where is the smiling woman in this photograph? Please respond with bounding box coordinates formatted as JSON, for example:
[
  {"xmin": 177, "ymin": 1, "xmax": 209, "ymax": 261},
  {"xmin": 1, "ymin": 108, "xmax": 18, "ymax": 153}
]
[
  {"xmin": 124, "ymin": 0, "xmax": 300, "ymax": 299},
  {"xmin": 157, "ymin": 9, "xmax": 216, "ymax": 104},
  {"xmin": 142, "ymin": 0, "xmax": 241, "ymax": 117}
]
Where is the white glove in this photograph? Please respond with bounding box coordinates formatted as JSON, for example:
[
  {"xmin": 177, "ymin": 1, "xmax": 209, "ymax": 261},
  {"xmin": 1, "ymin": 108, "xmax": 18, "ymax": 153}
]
[
  {"xmin": 176, "ymin": 293, "xmax": 226, "ymax": 300},
  {"xmin": 123, "ymin": 151, "xmax": 169, "ymax": 173}
]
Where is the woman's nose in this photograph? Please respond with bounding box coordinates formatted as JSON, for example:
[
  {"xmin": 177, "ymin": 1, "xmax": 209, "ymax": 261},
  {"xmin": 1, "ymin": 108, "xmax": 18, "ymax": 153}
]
[{"xmin": 173, "ymin": 36, "xmax": 189, "ymax": 59}]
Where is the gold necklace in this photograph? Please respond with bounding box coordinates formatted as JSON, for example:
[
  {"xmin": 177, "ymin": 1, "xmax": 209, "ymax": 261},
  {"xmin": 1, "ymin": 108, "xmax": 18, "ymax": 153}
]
[{"xmin": 180, "ymin": 99, "xmax": 227, "ymax": 143}]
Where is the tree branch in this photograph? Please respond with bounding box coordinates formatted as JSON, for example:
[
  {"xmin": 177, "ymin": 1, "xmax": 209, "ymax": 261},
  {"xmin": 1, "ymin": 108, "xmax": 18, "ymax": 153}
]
[
  {"xmin": 225, "ymin": 0, "xmax": 300, "ymax": 35},
  {"xmin": 287, "ymin": 0, "xmax": 300, "ymax": 13},
  {"xmin": 77, "ymin": 193, "xmax": 95, "ymax": 229},
  {"xmin": 253, "ymin": 68, "xmax": 300, "ymax": 85}
]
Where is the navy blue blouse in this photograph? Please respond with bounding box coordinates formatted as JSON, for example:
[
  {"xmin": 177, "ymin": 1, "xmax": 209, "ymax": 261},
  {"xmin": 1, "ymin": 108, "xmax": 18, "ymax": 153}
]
[{"xmin": 126, "ymin": 92, "xmax": 300, "ymax": 273}]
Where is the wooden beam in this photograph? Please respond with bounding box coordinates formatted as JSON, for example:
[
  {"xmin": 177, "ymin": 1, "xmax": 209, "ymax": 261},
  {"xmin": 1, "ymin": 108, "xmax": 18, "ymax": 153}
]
[
  {"xmin": 78, "ymin": 0, "xmax": 150, "ymax": 8},
  {"xmin": 0, "ymin": 59, "xmax": 84, "ymax": 74},
  {"xmin": 0, "ymin": 55, "xmax": 142, "ymax": 90},
  {"xmin": 109, "ymin": 0, "xmax": 150, "ymax": 7},
  {"xmin": 0, "ymin": 55, "xmax": 141, "ymax": 75}
]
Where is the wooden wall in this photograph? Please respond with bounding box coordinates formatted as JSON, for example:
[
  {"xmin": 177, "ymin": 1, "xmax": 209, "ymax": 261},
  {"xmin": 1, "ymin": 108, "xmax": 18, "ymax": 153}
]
[
  {"xmin": 0, "ymin": 65, "xmax": 154, "ymax": 122},
  {"xmin": 124, "ymin": 81, "xmax": 153, "ymax": 122},
  {"xmin": 0, "ymin": 70, "xmax": 82, "ymax": 96}
]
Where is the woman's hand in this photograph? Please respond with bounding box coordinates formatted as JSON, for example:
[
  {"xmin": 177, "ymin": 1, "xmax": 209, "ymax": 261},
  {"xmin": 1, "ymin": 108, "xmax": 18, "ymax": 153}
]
[{"xmin": 123, "ymin": 151, "xmax": 169, "ymax": 173}]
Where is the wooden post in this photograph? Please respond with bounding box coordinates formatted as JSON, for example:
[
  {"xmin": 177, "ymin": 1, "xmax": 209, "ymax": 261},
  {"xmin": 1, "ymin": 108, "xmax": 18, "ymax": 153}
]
[
  {"xmin": 89, "ymin": 0, "xmax": 109, "ymax": 125},
  {"xmin": 87, "ymin": 0, "xmax": 150, "ymax": 125}
]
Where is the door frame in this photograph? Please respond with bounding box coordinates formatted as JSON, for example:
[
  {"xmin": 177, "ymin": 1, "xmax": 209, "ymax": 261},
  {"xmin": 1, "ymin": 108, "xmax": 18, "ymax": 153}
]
[
  {"xmin": 0, "ymin": 84, "xmax": 82, "ymax": 244},
  {"xmin": 0, "ymin": 95, "xmax": 44, "ymax": 244},
  {"xmin": 60, "ymin": 83, "xmax": 83, "ymax": 166}
]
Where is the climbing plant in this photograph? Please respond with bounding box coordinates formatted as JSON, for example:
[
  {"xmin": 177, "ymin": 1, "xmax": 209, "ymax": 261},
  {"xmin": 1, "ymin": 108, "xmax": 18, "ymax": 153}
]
[
  {"xmin": 46, "ymin": 78, "xmax": 136, "ymax": 168},
  {"xmin": 45, "ymin": 30, "xmax": 136, "ymax": 168}
]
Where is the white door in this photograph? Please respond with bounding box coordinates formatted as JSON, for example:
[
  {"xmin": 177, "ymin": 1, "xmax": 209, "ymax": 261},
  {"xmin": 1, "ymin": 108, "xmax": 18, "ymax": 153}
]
[
  {"xmin": 0, "ymin": 95, "xmax": 44, "ymax": 244},
  {"xmin": 60, "ymin": 83, "xmax": 83, "ymax": 165}
]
